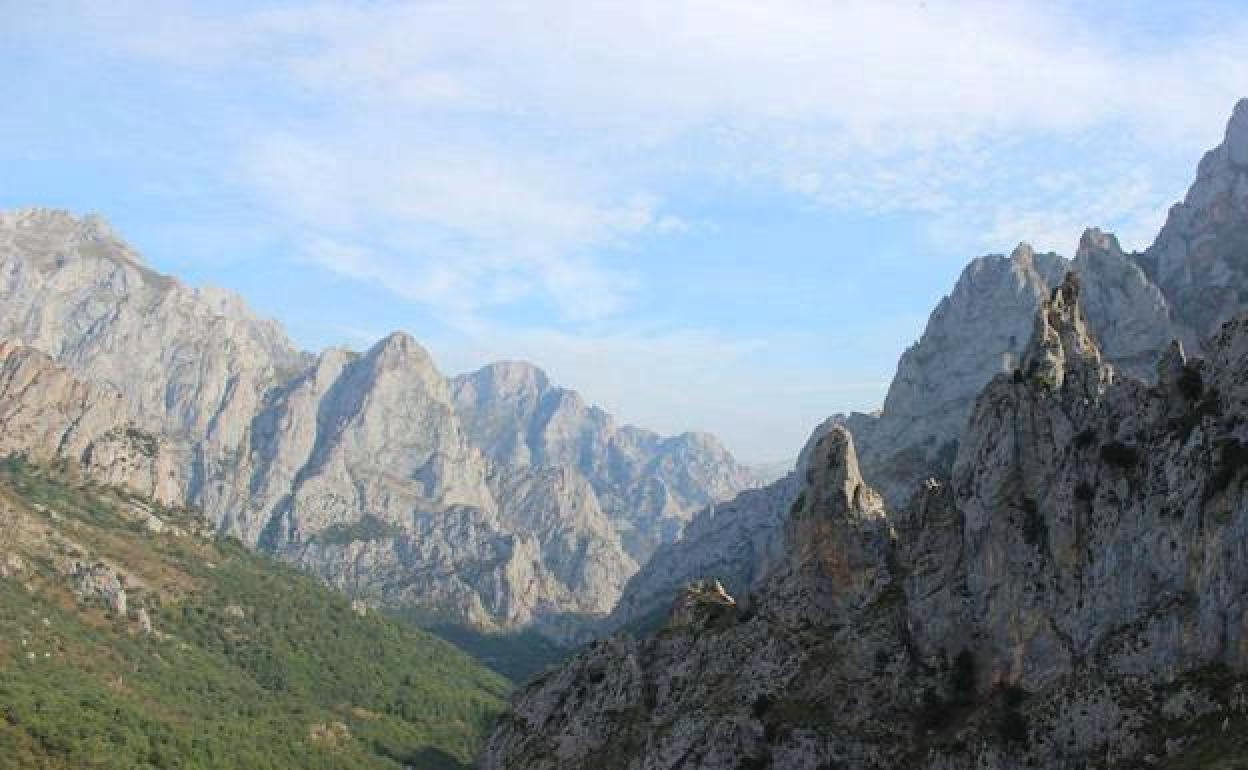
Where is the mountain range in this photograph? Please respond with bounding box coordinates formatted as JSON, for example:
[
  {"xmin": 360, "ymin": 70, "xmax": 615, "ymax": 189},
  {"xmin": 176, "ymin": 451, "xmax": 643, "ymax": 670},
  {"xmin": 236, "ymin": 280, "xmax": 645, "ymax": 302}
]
[
  {"xmin": 0, "ymin": 210, "xmax": 757, "ymax": 641},
  {"xmin": 606, "ymin": 98, "xmax": 1248, "ymax": 636},
  {"xmin": 482, "ymin": 99, "xmax": 1248, "ymax": 770},
  {"xmin": 2, "ymin": 86, "xmax": 1248, "ymax": 770}
]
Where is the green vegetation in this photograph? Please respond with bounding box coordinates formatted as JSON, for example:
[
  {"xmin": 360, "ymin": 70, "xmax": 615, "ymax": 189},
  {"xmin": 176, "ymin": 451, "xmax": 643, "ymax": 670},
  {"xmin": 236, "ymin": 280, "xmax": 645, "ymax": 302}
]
[
  {"xmin": 313, "ymin": 514, "xmax": 404, "ymax": 545},
  {"xmin": 427, "ymin": 624, "xmax": 569, "ymax": 685},
  {"xmin": 1020, "ymin": 497, "xmax": 1048, "ymax": 552},
  {"xmin": 0, "ymin": 457, "xmax": 509, "ymax": 769},
  {"xmin": 1209, "ymin": 437, "xmax": 1248, "ymax": 499},
  {"xmin": 1099, "ymin": 441, "xmax": 1140, "ymax": 469}
]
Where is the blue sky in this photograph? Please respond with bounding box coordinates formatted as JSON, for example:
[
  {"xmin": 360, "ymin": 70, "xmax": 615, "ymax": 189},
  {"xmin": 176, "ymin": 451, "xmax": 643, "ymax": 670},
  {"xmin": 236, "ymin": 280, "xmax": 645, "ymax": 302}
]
[{"xmin": 3, "ymin": 1, "xmax": 1246, "ymax": 463}]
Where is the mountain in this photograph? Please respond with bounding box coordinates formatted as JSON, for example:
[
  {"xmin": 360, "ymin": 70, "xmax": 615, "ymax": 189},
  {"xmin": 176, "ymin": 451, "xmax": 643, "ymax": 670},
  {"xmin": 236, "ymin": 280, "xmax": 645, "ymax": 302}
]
[
  {"xmin": 480, "ymin": 272, "xmax": 1248, "ymax": 770},
  {"xmin": 605, "ymin": 98, "xmax": 1248, "ymax": 633},
  {"xmin": 0, "ymin": 341, "xmax": 189, "ymax": 506},
  {"xmin": 0, "ymin": 208, "xmax": 753, "ymax": 640},
  {"xmin": 452, "ymin": 361, "xmax": 757, "ymax": 562},
  {"xmin": 0, "ymin": 456, "xmax": 507, "ymax": 769}
]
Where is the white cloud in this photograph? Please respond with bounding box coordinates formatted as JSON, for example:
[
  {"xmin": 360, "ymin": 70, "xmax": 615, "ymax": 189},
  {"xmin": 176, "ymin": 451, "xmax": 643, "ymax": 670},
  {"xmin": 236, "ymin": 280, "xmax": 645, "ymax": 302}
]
[
  {"xmin": 92, "ymin": 1, "xmax": 1248, "ymax": 255},
  {"xmin": 28, "ymin": 0, "xmax": 1248, "ymax": 456},
  {"xmin": 240, "ymin": 131, "xmax": 652, "ymax": 320}
]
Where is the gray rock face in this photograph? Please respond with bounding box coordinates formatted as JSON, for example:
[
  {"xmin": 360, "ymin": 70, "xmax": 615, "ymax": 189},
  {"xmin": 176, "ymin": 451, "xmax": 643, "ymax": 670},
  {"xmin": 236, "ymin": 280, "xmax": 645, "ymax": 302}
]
[
  {"xmin": 481, "ymin": 281, "xmax": 1248, "ymax": 770},
  {"xmin": 605, "ymin": 101, "xmax": 1248, "ymax": 635},
  {"xmin": 852, "ymin": 101, "xmax": 1248, "ymax": 509},
  {"xmin": 0, "ymin": 341, "xmax": 188, "ymax": 504},
  {"xmin": 607, "ymin": 473, "xmax": 799, "ymax": 632},
  {"xmin": 71, "ymin": 562, "xmax": 128, "ymax": 616},
  {"xmin": 0, "ymin": 209, "xmax": 748, "ymax": 640},
  {"xmin": 859, "ymin": 244, "xmax": 1070, "ymax": 506},
  {"xmin": 1142, "ymin": 98, "xmax": 1248, "ymax": 347},
  {"xmin": 452, "ymin": 362, "xmax": 757, "ymax": 561},
  {"xmin": 0, "ymin": 209, "xmax": 306, "ymax": 516}
]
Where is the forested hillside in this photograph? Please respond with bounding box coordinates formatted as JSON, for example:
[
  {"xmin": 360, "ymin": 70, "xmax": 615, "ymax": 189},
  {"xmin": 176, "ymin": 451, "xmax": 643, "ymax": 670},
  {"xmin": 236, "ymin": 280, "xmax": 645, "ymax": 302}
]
[{"xmin": 0, "ymin": 457, "xmax": 508, "ymax": 770}]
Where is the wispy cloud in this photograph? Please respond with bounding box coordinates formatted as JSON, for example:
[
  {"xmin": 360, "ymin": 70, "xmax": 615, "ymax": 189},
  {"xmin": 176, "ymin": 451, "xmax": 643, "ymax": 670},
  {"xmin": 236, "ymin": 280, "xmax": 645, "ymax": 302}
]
[
  {"xmin": 87, "ymin": 0, "xmax": 1248, "ymax": 293},
  {"xmin": 10, "ymin": 0, "xmax": 1248, "ymax": 458},
  {"xmin": 240, "ymin": 130, "xmax": 653, "ymax": 320}
]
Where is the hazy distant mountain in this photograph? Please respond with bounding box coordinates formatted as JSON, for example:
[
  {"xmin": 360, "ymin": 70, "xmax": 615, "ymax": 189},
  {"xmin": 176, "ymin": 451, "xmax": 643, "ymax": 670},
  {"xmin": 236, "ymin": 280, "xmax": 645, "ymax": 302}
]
[{"xmin": 452, "ymin": 361, "xmax": 758, "ymax": 563}]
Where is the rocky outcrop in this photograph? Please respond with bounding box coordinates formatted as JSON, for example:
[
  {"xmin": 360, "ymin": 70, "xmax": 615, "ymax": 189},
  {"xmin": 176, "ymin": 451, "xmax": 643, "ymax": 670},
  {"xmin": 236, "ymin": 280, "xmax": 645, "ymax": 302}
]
[
  {"xmin": 853, "ymin": 244, "xmax": 1070, "ymax": 506},
  {"xmin": 452, "ymin": 362, "xmax": 757, "ymax": 561},
  {"xmin": 606, "ymin": 473, "xmax": 799, "ymax": 632},
  {"xmin": 853, "ymin": 100, "xmax": 1248, "ymax": 510},
  {"xmin": 1142, "ymin": 98, "xmax": 1248, "ymax": 346},
  {"xmin": 71, "ymin": 561, "xmax": 128, "ymax": 616},
  {"xmin": 0, "ymin": 342, "xmax": 188, "ymax": 504},
  {"xmin": 481, "ymin": 278, "xmax": 1248, "ymax": 769},
  {"xmin": 667, "ymin": 579, "xmax": 737, "ymax": 630},
  {"xmin": 602, "ymin": 101, "xmax": 1248, "ymax": 636},
  {"xmin": 0, "ymin": 209, "xmax": 747, "ymax": 640}
]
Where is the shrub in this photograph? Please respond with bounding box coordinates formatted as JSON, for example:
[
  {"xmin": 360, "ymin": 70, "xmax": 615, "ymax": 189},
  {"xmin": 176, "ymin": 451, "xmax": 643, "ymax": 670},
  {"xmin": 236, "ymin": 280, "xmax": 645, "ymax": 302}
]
[
  {"xmin": 1100, "ymin": 441, "xmax": 1139, "ymax": 469},
  {"xmin": 1021, "ymin": 498, "xmax": 1048, "ymax": 551},
  {"xmin": 951, "ymin": 650, "xmax": 976, "ymax": 702},
  {"xmin": 1074, "ymin": 428, "xmax": 1097, "ymax": 450},
  {"xmin": 789, "ymin": 491, "xmax": 807, "ymax": 517},
  {"xmin": 1074, "ymin": 482, "xmax": 1094, "ymax": 502},
  {"xmin": 1177, "ymin": 365, "xmax": 1203, "ymax": 400},
  {"xmin": 997, "ymin": 685, "xmax": 1029, "ymax": 745},
  {"xmin": 1209, "ymin": 438, "xmax": 1248, "ymax": 498}
]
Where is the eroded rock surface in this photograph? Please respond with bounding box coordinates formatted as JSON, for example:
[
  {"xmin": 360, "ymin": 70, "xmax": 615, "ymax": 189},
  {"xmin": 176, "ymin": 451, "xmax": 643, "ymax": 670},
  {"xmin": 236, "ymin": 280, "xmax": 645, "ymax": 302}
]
[
  {"xmin": 482, "ymin": 281, "xmax": 1248, "ymax": 770},
  {"xmin": 606, "ymin": 100, "xmax": 1248, "ymax": 635},
  {"xmin": 0, "ymin": 209, "xmax": 751, "ymax": 639}
]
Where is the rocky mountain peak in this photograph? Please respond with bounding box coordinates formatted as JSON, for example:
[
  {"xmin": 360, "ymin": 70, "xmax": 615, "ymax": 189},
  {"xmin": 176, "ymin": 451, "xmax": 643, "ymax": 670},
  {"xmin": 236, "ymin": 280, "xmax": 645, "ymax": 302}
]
[
  {"xmin": 790, "ymin": 426, "xmax": 880, "ymax": 521},
  {"xmin": 769, "ymin": 425, "xmax": 893, "ymax": 629},
  {"xmin": 1074, "ymin": 226, "xmax": 1123, "ymax": 259},
  {"xmin": 0, "ymin": 207, "xmax": 145, "ymax": 272},
  {"xmin": 1008, "ymin": 240, "xmax": 1036, "ymax": 265},
  {"xmin": 1228, "ymin": 97, "xmax": 1248, "ymax": 167},
  {"xmin": 667, "ymin": 578, "xmax": 737, "ymax": 630},
  {"xmin": 1021, "ymin": 271, "xmax": 1111, "ymax": 395},
  {"xmin": 470, "ymin": 360, "xmax": 552, "ymax": 396},
  {"xmin": 0, "ymin": 208, "xmax": 758, "ymax": 640}
]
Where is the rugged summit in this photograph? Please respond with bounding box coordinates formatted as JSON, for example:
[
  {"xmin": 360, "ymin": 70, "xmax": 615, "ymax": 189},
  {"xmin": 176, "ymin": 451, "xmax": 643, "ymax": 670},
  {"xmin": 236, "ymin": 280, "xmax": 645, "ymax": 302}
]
[
  {"xmin": 0, "ymin": 209, "xmax": 751, "ymax": 640},
  {"xmin": 453, "ymin": 362, "xmax": 756, "ymax": 561},
  {"xmin": 606, "ymin": 100, "xmax": 1248, "ymax": 633},
  {"xmin": 481, "ymin": 275, "xmax": 1248, "ymax": 770}
]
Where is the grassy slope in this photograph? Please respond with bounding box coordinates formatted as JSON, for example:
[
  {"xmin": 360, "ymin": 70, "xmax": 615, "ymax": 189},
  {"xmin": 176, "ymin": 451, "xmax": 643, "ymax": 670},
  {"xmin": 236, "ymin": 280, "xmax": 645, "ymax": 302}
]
[{"xmin": 0, "ymin": 457, "xmax": 509, "ymax": 770}]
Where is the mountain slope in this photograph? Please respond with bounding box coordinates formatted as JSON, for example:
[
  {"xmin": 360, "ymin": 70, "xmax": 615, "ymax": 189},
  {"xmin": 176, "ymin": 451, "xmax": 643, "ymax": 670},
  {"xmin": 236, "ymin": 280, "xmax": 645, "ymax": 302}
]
[
  {"xmin": 604, "ymin": 98, "xmax": 1248, "ymax": 633},
  {"xmin": 0, "ymin": 210, "xmax": 752, "ymax": 639},
  {"xmin": 452, "ymin": 361, "xmax": 756, "ymax": 562},
  {"xmin": 480, "ymin": 275, "xmax": 1248, "ymax": 770},
  {"xmin": 0, "ymin": 456, "xmax": 508, "ymax": 770}
]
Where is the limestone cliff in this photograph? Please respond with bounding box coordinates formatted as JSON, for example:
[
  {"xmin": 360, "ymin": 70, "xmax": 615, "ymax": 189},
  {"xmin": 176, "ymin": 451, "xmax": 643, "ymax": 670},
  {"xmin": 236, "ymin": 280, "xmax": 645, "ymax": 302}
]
[
  {"xmin": 481, "ymin": 277, "xmax": 1248, "ymax": 770},
  {"xmin": 0, "ymin": 342, "xmax": 188, "ymax": 504},
  {"xmin": 452, "ymin": 361, "xmax": 757, "ymax": 562},
  {"xmin": 605, "ymin": 100, "xmax": 1248, "ymax": 634},
  {"xmin": 0, "ymin": 209, "xmax": 749, "ymax": 640}
]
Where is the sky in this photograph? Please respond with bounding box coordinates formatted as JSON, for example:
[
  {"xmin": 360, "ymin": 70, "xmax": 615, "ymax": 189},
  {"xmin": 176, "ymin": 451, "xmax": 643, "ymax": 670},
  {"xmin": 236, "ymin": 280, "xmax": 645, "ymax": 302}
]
[{"xmin": 2, "ymin": 1, "xmax": 1246, "ymax": 464}]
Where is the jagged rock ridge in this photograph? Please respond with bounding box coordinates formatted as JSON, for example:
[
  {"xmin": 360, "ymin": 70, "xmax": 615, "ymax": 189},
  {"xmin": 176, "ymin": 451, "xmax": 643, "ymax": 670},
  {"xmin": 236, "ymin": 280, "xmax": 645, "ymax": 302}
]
[
  {"xmin": 481, "ymin": 272, "xmax": 1248, "ymax": 769},
  {"xmin": 606, "ymin": 98, "xmax": 1248, "ymax": 634},
  {"xmin": 452, "ymin": 361, "xmax": 756, "ymax": 563},
  {"xmin": 0, "ymin": 208, "xmax": 753, "ymax": 640}
]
